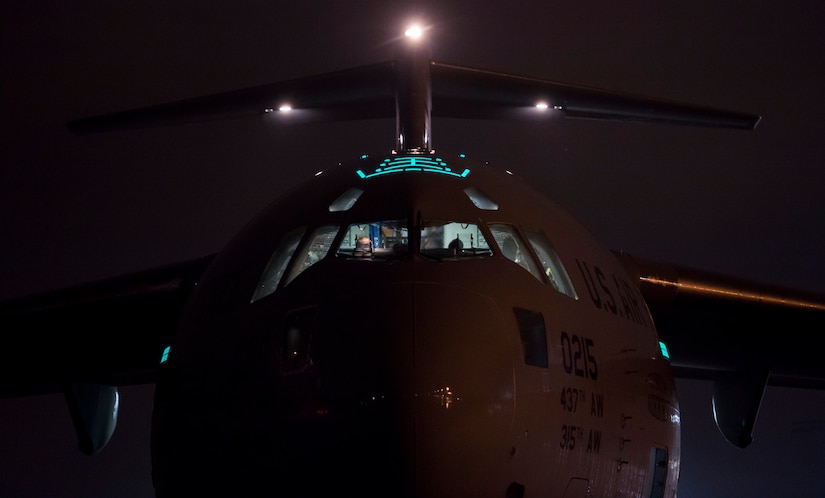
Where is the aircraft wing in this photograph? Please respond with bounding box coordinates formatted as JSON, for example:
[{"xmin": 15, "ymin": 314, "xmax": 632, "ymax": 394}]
[
  {"xmin": 616, "ymin": 251, "xmax": 825, "ymax": 446},
  {"xmin": 616, "ymin": 251, "xmax": 825, "ymax": 389},
  {"xmin": 0, "ymin": 255, "xmax": 214, "ymax": 398}
]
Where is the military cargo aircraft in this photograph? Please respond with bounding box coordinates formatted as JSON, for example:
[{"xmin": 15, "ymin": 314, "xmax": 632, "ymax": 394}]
[{"xmin": 3, "ymin": 25, "xmax": 824, "ymax": 498}]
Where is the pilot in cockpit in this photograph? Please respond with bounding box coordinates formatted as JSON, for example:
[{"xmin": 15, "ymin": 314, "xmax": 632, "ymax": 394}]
[
  {"xmin": 354, "ymin": 236, "xmax": 372, "ymax": 258},
  {"xmin": 448, "ymin": 236, "xmax": 464, "ymax": 256}
]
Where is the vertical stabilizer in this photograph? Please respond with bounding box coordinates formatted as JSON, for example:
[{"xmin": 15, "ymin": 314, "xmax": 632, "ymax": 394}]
[{"xmin": 395, "ymin": 27, "xmax": 432, "ymax": 153}]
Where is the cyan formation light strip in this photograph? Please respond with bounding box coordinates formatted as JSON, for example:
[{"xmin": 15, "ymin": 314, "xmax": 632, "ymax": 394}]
[{"xmin": 356, "ymin": 156, "xmax": 470, "ymax": 179}]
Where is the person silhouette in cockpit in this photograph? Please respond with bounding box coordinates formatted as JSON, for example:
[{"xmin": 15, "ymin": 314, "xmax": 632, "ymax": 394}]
[
  {"xmin": 448, "ymin": 236, "xmax": 463, "ymax": 255},
  {"xmin": 354, "ymin": 236, "xmax": 372, "ymax": 257}
]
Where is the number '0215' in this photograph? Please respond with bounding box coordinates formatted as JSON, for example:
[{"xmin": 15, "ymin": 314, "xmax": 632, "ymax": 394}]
[{"xmin": 560, "ymin": 331, "xmax": 598, "ymax": 380}]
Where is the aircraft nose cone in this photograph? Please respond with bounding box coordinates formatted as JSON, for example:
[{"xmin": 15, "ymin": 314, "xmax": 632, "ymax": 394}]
[{"xmin": 280, "ymin": 281, "xmax": 516, "ymax": 496}]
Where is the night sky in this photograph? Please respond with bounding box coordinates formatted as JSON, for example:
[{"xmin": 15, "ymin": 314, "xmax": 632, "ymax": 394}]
[{"xmin": 2, "ymin": 1, "xmax": 824, "ymax": 497}]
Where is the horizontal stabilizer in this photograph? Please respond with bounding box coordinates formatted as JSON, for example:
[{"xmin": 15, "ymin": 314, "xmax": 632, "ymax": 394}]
[
  {"xmin": 67, "ymin": 62, "xmax": 398, "ymax": 133},
  {"xmin": 430, "ymin": 63, "xmax": 760, "ymax": 129},
  {"xmin": 67, "ymin": 58, "xmax": 760, "ymax": 134}
]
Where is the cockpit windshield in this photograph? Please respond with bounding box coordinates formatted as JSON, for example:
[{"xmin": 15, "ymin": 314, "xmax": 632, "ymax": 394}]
[
  {"xmin": 419, "ymin": 221, "xmax": 493, "ymax": 260},
  {"xmin": 251, "ymin": 225, "xmax": 340, "ymax": 303},
  {"xmin": 489, "ymin": 224, "xmax": 577, "ymax": 298},
  {"xmin": 522, "ymin": 228, "xmax": 578, "ymax": 299},
  {"xmin": 250, "ymin": 218, "xmax": 576, "ymax": 303},
  {"xmin": 488, "ymin": 224, "xmax": 544, "ymax": 281},
  {"xmin": 337, "ymin": 221, "xmax": 409, "ymax": 259}
]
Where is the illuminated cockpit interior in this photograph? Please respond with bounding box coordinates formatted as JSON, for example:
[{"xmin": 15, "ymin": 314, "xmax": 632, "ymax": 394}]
[{"xmin": 249, "ymin": 155, "xmax": 578, "ymax": 303}]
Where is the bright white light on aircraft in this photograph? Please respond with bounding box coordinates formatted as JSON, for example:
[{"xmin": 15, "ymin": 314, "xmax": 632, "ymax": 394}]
[
  {"xmin": 405, "ymin": 25, "xmax": 423, "ymax": 39},
  {"xmin": 535, "ymin": 102, "xmax": 549, "ymax": 110},
  {"xmin": 279, "ymin": 105, "xmax": 292, "ymax": 112}
]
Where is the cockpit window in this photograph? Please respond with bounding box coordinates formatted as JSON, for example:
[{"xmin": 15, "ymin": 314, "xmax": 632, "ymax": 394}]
[
  {"xmin": 463, "ymin": 187, "xmax": 499, "ymax": 210},
  {"xmin": 522, "ymin": 228, "xmax": 578, "ymax": 299},
  {"xmin": 488, "ymin": 224, "xmax": 544, "ymax": 282},
  {"xmin": 251, "ymin": 226, "xmax": 306, "ymax": 303},
  {"xmin": 284, "ymin": 225, "xmax": 339, "ymax": 286},
  {"xmin": 419, "ymin": 221, "xmax": 493, "ymax": 259},
  {"xmin": 329, "ymin": 187, "xmax": 364, "ymax": 212},
  {"xmin": 337, "ymin": 221, "xmax": 409, "ymax": 260}
]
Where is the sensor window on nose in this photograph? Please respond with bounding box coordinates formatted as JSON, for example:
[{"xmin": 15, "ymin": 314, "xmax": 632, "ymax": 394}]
[
  {"xmin": 513, "ymin": 307, "xmax": 549, "ymax": 368},
  {"xmin": 281, "ymin": 307, "xmax": 317, "ymax": 374}
]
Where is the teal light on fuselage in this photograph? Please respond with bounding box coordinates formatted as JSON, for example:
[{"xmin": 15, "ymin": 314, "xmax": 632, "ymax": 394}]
[
  {"xmin": 160, "ymin": 345, "xmax": 171, "ymax": 364},
  {"xmin": 356, "ymin": 156, "xmax": 470, "ymax": 179},
  {"xmin": 658, "ymin": 341, "xmax": 670, "ymax": 359}
]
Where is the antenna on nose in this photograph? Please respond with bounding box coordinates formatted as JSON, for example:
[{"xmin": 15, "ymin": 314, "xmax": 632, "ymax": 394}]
[{"xmin": 395, "ymin": 24, "xmax": 432, "ymax": 154}]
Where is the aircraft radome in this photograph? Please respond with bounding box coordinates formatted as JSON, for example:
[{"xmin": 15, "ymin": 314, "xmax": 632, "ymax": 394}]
[{"xmin": 2, "ymin": 25, "xmax": 825, "ymax": 498}]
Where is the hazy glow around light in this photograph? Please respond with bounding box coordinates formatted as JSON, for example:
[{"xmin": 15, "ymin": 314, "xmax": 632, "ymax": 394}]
[
  {"xmin": 279, "ymin": 104, "xmax": 292, "ymax": 112},
  {"xmin": 405, "ymin": 25, "xmax": 423, "ymax": 39},
  {"xmin": 536, "ymin": 102, "xmax": 549, "ymax": 110}
]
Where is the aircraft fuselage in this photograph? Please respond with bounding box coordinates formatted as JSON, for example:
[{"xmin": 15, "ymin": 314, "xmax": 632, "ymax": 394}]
[{"xmin": 151, "ymin": 152, "xmax": 678, "ymax": 497}]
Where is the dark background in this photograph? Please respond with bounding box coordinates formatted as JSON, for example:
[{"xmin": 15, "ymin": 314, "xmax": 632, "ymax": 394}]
[{"xmin": 2, "ymin": 1, "xmax": 824, "ymax": 496}]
